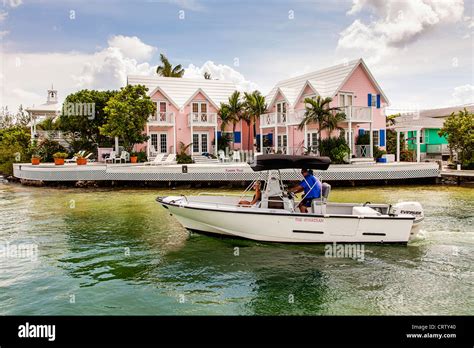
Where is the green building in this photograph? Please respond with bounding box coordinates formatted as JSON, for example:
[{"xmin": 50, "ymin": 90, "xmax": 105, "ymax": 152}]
[{"xmin": 391, "ymin": 105, "xmax": 473, "ymax": 162}]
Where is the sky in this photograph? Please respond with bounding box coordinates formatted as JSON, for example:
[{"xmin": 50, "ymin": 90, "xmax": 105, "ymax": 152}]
[{"xmin": 0, "ymin": 0, "xmax": 473, "ymax": 114}]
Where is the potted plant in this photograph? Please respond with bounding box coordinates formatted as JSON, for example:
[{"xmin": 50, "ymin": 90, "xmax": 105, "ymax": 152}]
[
  {"xmin": 75, "ymin": 152, "xmax": 88, "ymax": 165},
  {"xmin": 31, "ymin": 154, "xmax": 41, "ymax": 165},
  {"xmin": 130, "ymin": 152, "xmax": 138, "ymax": 163},
  {"xmin": 53, "ymin": 152, "xmax": 68, "ymax": 165}
]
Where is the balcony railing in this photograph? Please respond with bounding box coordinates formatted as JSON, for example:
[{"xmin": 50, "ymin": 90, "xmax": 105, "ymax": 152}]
[
  {"xmin": 342, "ymin": 106, "xmax": 372, "ymax": 122},
  {"xmin": 148, "ymin": 112, "xmax": 174, "ymax": 125},
  {"xmin": 260, "ymin": 111, "xmax": 305, "ymax": 127},
  {"xmin": 426, "ymin": 143, "xmax": 450, "ymax": 154},
  {"xmin": 188, "ymin": 112, "xmax": 217, "ymax": 126},
  {"xmin": 355, "ymin": 145, "xmax": 371, "ymax": 158}
]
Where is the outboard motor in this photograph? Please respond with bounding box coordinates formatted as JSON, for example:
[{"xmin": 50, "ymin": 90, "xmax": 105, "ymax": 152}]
[
  {"xmin": 392, "ymin": 202, "xmax": 424, "ymax": 220},
  {"xmin": 392, "ymin": 202, "xmax": 424, "ymax": 239}
]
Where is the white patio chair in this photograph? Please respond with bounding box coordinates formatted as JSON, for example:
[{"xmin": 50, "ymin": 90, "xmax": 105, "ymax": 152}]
[
  {"xmin": 147, "ymin": 153, "xmax": 166, "ymax": 165},
  {"xmin": 65, "ymin": 155, "xmax": 76, "ymax": 164},
  {"xmin": 105, "ymin": 151, "xmax": 120, "ymax": 163},
  {"xmin": 161, "ymin": 153, "xmax": 177, "ymax": 165},
  {"xmin": 116, "ymin": 151, "xmax": 129, "ymax": 163},
  {"xmin": 218, "ymin": 150, "xmax": 229, "ymax": 162},
  {"xmin": 232, "ymin": 151, "xmax": 241, "ymax": 162}
]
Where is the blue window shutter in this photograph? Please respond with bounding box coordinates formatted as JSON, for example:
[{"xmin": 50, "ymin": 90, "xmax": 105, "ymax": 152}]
[
  {"xmin": 267, "ymin": 133, "xmax": 273, "ymax": 146},
  {"xmin": 379, "ymin": 129, "xmax": 385, "ymax": 146},
  {"xmin": 376, "ymin": 94, "xmax": 381, "ymax": 108},
  {"xmin": 234, "ymin": 131, "xmax": 241, "ymax": 143},
  {"xmin": 256, "ymin": 134, "xmax": 260, "ymax": 145},
  {"xmin": 367, "ymin": 94, "xmax": 372, "ymax": 107},
  {"xmin": 358, "ymin": 128, "xmax": 365, "ymax": 137},
  {"xmin": 217, "ymin": 131, "xmax": 221, "ymax": 140}
]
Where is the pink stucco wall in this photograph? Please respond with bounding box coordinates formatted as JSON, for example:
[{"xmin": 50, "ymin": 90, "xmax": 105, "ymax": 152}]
[{"xmin": 338, "ymin": 64, "xmax": 387, "ymax": 136}]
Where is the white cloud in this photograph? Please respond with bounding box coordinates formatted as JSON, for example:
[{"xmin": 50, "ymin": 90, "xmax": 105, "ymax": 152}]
[
  {"xmin": 166, "ymin": 0, "xmax": 204, "ymax": 11},
  {"xmin": 1, "ymin": 35, "xmax": 157, "ymax": 110},
  {"xmin": 0, "ymin": 11, "xmax": 8, "ymax": 22},
  {"xmin": 338, "ymin": 0, "xmax": 465, "ymax": 64},
  {"xmin": 184, "ymin": 60, "xmax": 259, "ymax": 92},
  {"xmin": 1, "ymin": 36, "xmax": 259, "ymax": 111},
  {"xmin": 451, "ymin": 84, "xmax": 474, "ymax": 105},
  {"xmin": 4, "ymin": 0, "xmax": 22, "ymax": 8},
  {"xmin": 107, "ymin": 35, "xmax": 156, "ymax": 61}
]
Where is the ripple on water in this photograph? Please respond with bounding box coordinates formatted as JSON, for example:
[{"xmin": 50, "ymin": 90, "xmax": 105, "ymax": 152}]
[{"xmin": 0, "ymin": 184, "xmax": 473, "ymax": 315}]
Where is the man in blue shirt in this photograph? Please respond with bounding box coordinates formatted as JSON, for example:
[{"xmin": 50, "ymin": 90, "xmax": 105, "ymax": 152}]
[{"xmin": 289, "ymin": 168, "xmax": 321, "ymax": 213}]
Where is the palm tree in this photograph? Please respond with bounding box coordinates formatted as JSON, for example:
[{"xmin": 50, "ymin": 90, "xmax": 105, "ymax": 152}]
[
  {"xmin": 322, "ymin": 111, "xmax": 346, "ymax": 137},
  {"xmin": 298, "ymin": 96, "xmax": 340, "ymax": 154},
  {"xmin": 243, "ymin": 91, "xmax": 267, "ymax": 152},
  {"xmin": 156, "ymin": 53, "xmax": 184, "ymax": 77},
  {"xmin": 224, "ymin": 91, "xmax": 244, "ymax": 149},
  {"xmin": 386, "ymin": 113, "xmax": 399, "ymax": 127}
]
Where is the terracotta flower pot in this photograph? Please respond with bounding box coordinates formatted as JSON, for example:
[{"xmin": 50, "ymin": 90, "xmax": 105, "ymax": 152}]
[
  {"xmin": 31, "ymin": 158, "xmax": 40, "ymax": 165},
  {"xmin": 76, "ymin": 158, "xmax": 87, "ymax": 165},
  {"xmin": 130, "ymin": 156, "xmax": 138, "ymax": 163},
  {"xmin": 54, "ymin": 158, "xmax": 65, "ymax": 165}
]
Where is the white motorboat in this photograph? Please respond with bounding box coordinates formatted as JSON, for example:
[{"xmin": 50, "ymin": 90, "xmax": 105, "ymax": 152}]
[{"xmin": 157, "ymin": 155, "xmax": 424, "ymax": 244}]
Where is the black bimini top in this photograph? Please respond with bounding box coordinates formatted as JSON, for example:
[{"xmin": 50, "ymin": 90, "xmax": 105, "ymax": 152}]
[{"xmin": 251, "ymin": 154, "xmax": 331, "ymax": 171}]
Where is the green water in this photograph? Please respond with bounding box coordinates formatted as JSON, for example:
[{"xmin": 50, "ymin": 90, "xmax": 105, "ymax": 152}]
[{"xmin": 0, "ymin": 183, "xmax": 472, "ymax": 315}]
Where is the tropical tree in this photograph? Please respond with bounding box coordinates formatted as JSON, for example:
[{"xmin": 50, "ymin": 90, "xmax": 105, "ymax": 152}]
[
  {"xmin": 100, "ymin": 84, "xmax": 156, "ymax": 154},
  {"xmin": 0, "ymin": 107, "xmax": 14, "ymax": 129},
  {"xmin": 0, "ymin": 125, "xmax": 31, "ymax": 175},
  {"xmin": 36, "ymin": 117, "xmax": 58, "ymax": 131},
  {"xmin": 298, "ymin": 96, "xmax": 341, "ymax": 154},
  {"xmin": 156, "ymin": 53, "xmax": 184, "ymax": 77},
  {"xmin": 243, "ymin": 91, "xmax": 267, "ymax": 151},
  {"xmin": 58, "ymin": 89, "xmax": 118, "ymax": 152},
  {"xmin": 438, "ymin": 108, "xmax": 474, "ymax": 168},
  {"xmin": 219, "ymin": 91, "xmax": 244, "ymax": 150},
  {"xmin": 386, "ymin": 113, "xmax": 399, "ymax": 127},
  {"xmin": 321, "ymin": 111, "xmax": 346, "ymax": 137},
  {"xmin": 386, "ymin": 113, "xmax": 403, "ymax": 155}
]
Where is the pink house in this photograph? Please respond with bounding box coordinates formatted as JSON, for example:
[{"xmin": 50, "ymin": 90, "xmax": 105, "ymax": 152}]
[
  {"xmin": 127, "ymin": 76, "xmax": 251, "ymax": 159},
  {"xmin": 259, "ymin": 58, "xmax": 389, "ymax": 160},
  {"xmin": 128, "ymin": 58, "xmax": 388, "ymax": 161}
]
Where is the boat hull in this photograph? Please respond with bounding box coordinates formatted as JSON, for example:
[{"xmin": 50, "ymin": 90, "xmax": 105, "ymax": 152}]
[{"xmin": 159, "ymin": 198, "xmax": 415, "ymax": 243}]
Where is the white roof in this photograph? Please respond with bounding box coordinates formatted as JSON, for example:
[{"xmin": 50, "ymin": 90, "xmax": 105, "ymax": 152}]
[
  {"xmin": 266, "ymin": 58, "xmax": 389, "ymax": 108},
  {"xmin": 127, "ymin": 75, "xmax": 237, "ymax": 109},
  {"xmin": 419, "ymin": 104, "xmax": 474, "ymax": 118},
  {"xmin": 392, "ymin": 104, "xmax": 474, "ymax": 129},
  {"xmin": 26, "ymin": 102, "xmax": 61, "ymax": 113}
]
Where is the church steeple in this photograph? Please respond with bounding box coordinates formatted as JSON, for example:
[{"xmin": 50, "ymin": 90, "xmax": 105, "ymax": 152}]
[{"xmin": 47, "ymin": 84, "xmax": 57, "ymax": 104}]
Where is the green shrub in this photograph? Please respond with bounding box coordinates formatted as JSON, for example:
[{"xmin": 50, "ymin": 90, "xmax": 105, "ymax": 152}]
[
  {"xmin": 37, "ymin": 139, "xmax": 67, "ymax": 162},
  {"xmin": 53, "ymin": 152, "xmax": 68, "ymax": 159},
  {"xmin": 177, "ymin": 153, "xmax": 193, "ymax": 164},
  {"xmin": 320, "ymin": 136, "xmax": 350, "ymax": 164},
  {"xmin": 176, "ymin": 141, "xmax": 193, "ymax": 164},
  {"xmin": 0, "ymin": 126, "xmax": 31, "ymax": 175},
  {"xmin": 373, "ymin": 146, "xmax": 386, "ymax": 160},
  {"xmin": 400, "ymin": 149, "xmax": 414, "ymax": 162},
  {"xmin": 356, "ymin": 132, "xmax": 370, "ymax": 145},
  {"xmin": 136, "ymin": 151, "xmax": 147, "ymax": 163}
]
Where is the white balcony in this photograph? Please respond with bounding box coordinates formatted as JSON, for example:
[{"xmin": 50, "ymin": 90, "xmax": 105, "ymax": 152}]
[
  {"xmin": 260, "ymin": 111, "xmax": 305, "ymax": 128},
  {"xmin": 342, "ymin": 106, "xmax": 372, "ymax": 123},
  {"xmin": 148, "ymin": 112, "xmax": 174, "ymax": 125},
  {"xmin": 188, "ymin": 112, "xmax": 217, "ymax": 126}
]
